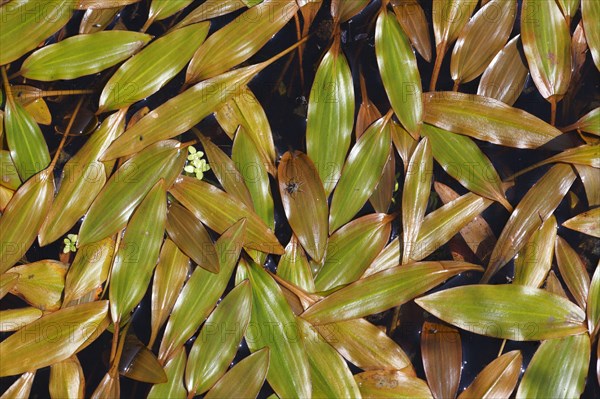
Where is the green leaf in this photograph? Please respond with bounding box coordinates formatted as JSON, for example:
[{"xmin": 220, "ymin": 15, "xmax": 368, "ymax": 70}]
[
  {"xmin": 80, "ymin": 7, "xmax": 121, "ymax": 34},
  {"xmin": 78, "ymin": 140, "xmax": 185, "ymax": 246},
  {"xmin": 484, "ymin": 164, "xmax": 576, "ymax": 282},
  {"xmin": 297, "ymin": 318, "xmax": 361, "ymax": 398},
  {"xmin": 243, "ymin": 260, "xmax": 311, "ymax": 399},
  {"xmin": 166, "ymin": 202, "xmax": 219, "ymax": 273},
  {"xmin": 306, "ymin": 38, "xmax": 355, "ymax": 196},
  {"xmin": 21, "ymin": 31, "xmax": 151, "ymax": 81},
  {"xmin": 0, "ymin": 150, "xmax": 21, "ymax": 190},
  {"xmin": 8, "ymin": 260, "xmax": 66, "ymax": 311},
  {"xmin": 561, "ymin": 107, "xmax": 600, "ymax": 135},
  {"xmin": 278, "ymin": 151, "xmax": 328, "ymax": 262},
  {"xmin": 204, "ymin": 347, "xmax": 270, "ymax": 399},
  {"xmin": 147, "ymin": 348, "xmax": 187, "ymax": 399},
  {"xmin": 513, "ymin": 216, "xmax": 556, "ymax": 288},
  {"xmin": 175, "ymin": 0, "xmax": 246, "ymax": 28},
  {"xmin": 582, "ymin": 0, "xmax": 600, "ymax": 70},
  {"xmin": 415, "ymin": 285, "xmax": 587, "ymax": 340},
  {"xmin": 422, "ymin": 124, "xmax": 512, "ymax": 211},
  {"xmin": 148, "ymin": 0, "xmax": 194, "ymax": 22},
  {"xmin": 169, "ymin": 176, "xmax": 283, "ymax": 254},
  {"xmin": 516, "ymin": 334, "xmax": 590, "ymax": 398},
  {"xmin": 149, "ymin": 238, "xmax": 189, "ymax": 348},
  {"xmin": 186, "ymin": 0, "xmax": 298, "ymax": 82},
  {"xmin": 0, "ymin": 169, "xmax": 54, "ymax": 274},
  {"xmin": 277, "ymin": 235, "xmax": 316, "ymax": 293},
  {"xmin": 99, "ymin": 22, "xmax": 210, "ymax": 112},
  {"xmin": 450, "ymin": 0, "xmax": 516, "ymax": 85},
  {"xmin": 424, "ymin": 92, "xmax": 563, "ymax": 148},
  {"xmin": 49, "ymin": 357, "xmax": 85, "ymax": 399},
  {"xmin": 0, "ymin": 0, "xmax": 75, "ymax": 65},
  {"xmin": 478, "ymin": 35, "xmax": 529, "ymax": 106},
  {"xmin": 185, "ymin": 281, "xmax": 252, "ymax": 396},
  {"xmin": 0, "ymin": 301, "xmax": 108, "ymax": 377},
  {"xmin": 118, "ymin": 335, "xmax": 167, "ymax": 384},
  {"xmin": 315, "ymin": 213, "xmax": 392, "ymax": 292},
  {"xmin": 363, "ymin": 237, "xmax": 401, "ymax": 277},
  {"xmin": 402, "ymin": 137, "xmax": 432, "ymax": 263},
  {"xmin": 354, "ymin": 370, "xmax": 433, "ymax": 399},
  {"xmin": 39, "ymin": 110, "xmax": 127, "ymax": 246},
  {"xmin": 554, "ymin": 236, "xmax": 591, "ymax": 310},
  {"xmin": 521, "ymin": 0, "xmax": 572, "ymax": 99},
  {"xmin": 376, "ymin": 9, "xmax": 422, "ymax": 136},
  {"xmin": 421, "ymin": 322, "xmax": 461, "ymax": 399},
  {"xmin": 4, "ymin": 96, "xmax": 51, "ymax": 181},
  {"xmin": 109, "ymin": 179, "xmax": 166, "ymax": 322},
  {"xmin": 458, "ymin": 350, "xmax": 522, "ymax": 399},
  {"xmin": 329, "ymin": 116, "xmax": 392, "ymax": 233},
  {"xmin": 303, "ymin": 261, "xmax": 482, "ymax": 324},
  {"xmin": 0, "ymin": 273, "xmax": 19, "ymax": 300},
  {"xmin": 0, "ymin": 307, "xmax": 43, "ymax": 332},
  {"xmin": 158, "ymin": 219, "xmax": 246, "ymax": 362},
  {"xmin": 588, "ymin": 265, "xmax": 600, "ymax": 337}
]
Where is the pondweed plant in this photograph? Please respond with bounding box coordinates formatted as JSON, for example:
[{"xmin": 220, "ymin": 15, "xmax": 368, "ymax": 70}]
[{"xmin": 0, "ymin": 0, "xmax": 599, "ymax": 398}]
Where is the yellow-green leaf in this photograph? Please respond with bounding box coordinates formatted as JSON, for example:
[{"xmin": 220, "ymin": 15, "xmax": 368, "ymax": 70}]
[
  {"xmin": 329, "ymin": 116, "xmax": 392, "ymax": 233},
  {"xmin": 79, "ymin": 140, "xmax": 185, "ymax": 246},
  {"xmin": 49, "ymin": 356, "xmax": 85, "ymax": 399},
  {"xmin": 278, "ymin": 235, "xmax": 315, "ymax": 293},
  {"xmin": 278, "ymin": 151, "xmax": 328, "ymax": 262},
  {"xmin": 521, "ymin": 0, "xmax": 571, "ymax": 100},
  {"xmin": 303, "ymin": 261, "xmax": 482, "ymax": 324},
  {"xmin": 306, "ymin": 37, "xmax": 355, "ymax": 196},
  {"xmin": 186, "ymin": 0, "xmax": 298, "ymax": 82},
  {"xmin": 79, "ymin": 6, "xmax": 121, "ymax": 34},
  {"xmin": 582, "ymin": 0, "xmax": 600, "ymax": 70},
  {"xmin": 424, "ymin": 92, "xmax": 563, "ymax": 148},
  {"xmin": 99, "ymin": 22, "xmax": 210, "ymax": 112},
  {"xmin": 0, "ymin": 169, "xmax": 54, "ymax": 274},
  {"xmin": 516, "ymin": 334, "xmax": 590, "ymax": 398},
  {"xmin": 21, "ymin": 31, "xmax": 151, "ymax": 81},
  {"xmin": 354, "ymin": 370, "xmax": 432, "ymax": 399},
  {"xmin": 588, "ymin": 265, "xmax": 600, "ymax": 337},
  {"xmin": 8, "ymin": 260, "xmax": 66, "ymax": 311},
  {"xmin": 118, "ymin": 335, "xmax": 167, "ymax": 383},
  {"xmin": 0, "ymin": 150, "xmax": 21, "ymax": 191},
  {"xmin": 376, "ymin": 9, "xmax": 422, "ymax": 136},
  {"xmin": 484, "ymin": 164, "xmax": 576, "ymax": 282},
  {"xmin": 0, "ymin": 307, "xmax": 43, "ymax": 332},
  {"xmin": 575, "ymin": 164, "xmax": 600, "ymax": 206},
  {"xmin": 175, "ymin": 0, "xmax": 246, "ymax": 28},
  {"xmin": 148, "ymin": 0, "xmax": 194, "ymax": 23},
  {"xmin": 555, "ymin": 236, "xmax": 591, "ymax": 310},
  {"xmin": 0, "ymin": 0, "xmax": 75, "ymax": 65},
  {"xmin": 185, "ymin": 281, "xmax": 252, "ymax": 396},
  {"xmin": 561, "ymin": 107, "xmax": 600, "ymax": 135},
  {"xmin": 0, "ymin": 300, "xmax": 108, "ymax": 376},
  {"xmin": 109, "ymin": 180, "xmax": 166, "ymax": 322},
  {"xmin": 0, "ymin": 273, "xmax": 19, "ymax": 300},
  {"xmin": 147, "ymin": 348, "xmax": 187, "ymax": 399},
  {"xmin": 458, "ymin": 350, "xmax": 522, "ymax": 399},
  {"xmin": 416, "ymin": 285, "xmax": 587, "ymax": 340},
  {"xmin": 0, "ymin": 372, "xmax": 35, "ymax": 399},
  {"xmin": 513, "ymin": 216, "xmax": 556, "ymax": 288}
]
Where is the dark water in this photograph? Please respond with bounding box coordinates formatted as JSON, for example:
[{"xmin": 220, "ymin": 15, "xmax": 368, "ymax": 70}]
[{"xmin": 1, "ymin": 0, "xmax": 599, "ymax": 397}]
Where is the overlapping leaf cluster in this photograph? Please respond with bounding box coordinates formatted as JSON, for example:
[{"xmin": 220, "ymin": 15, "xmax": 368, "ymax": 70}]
[{"xmin": 0, "ymin": 0, "xmax": 599, "ymax": 397}]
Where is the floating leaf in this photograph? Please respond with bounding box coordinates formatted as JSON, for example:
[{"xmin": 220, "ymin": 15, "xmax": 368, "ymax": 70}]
[
  {"xmin": 158, "ymin": 219, "xmax": 246, "ymax": 362},
  {"xmin": 391, "ymin": 119, "xmax": 418, "ymax": 171},
  {"xmin": 561, "ymin": 108, "xmax": 600, "ymax": 135},
  {"xmin": 575, "ymin": 164, "xmax": 600, "ymax": 206},
  {"xmin": 416, "ymin": 285, "xmax": 587, "ymax": 340},
  {"xmin": 390, "ymin": 0, "xmax": 432, "ymax": 62},
  {"xmin": 545, "ymin": 270, "xmax": 568, "ymax": 298},
  {"xmin": 185, "ymin": 281, "xmax": 252, "ymax": 396},
  {"xmin": 316, "ymin": 318, "xmax": 414, "ymax": 372},
  {"xmin": 0, "ymin": 169, "xmax": 54, "ymax": 274},
  {"xmin": 166, "ymin": 202, "xmax": 219, "ymax": 273},
  {"xmin": 513, "ymin": 216, "xmax": 556, "ymax": 288},
  {"xmin": 0, "ymin": 301, "xmax": 108, "ymax": 376},
  {"xmin": 0, "ymin": 0, "xmax": 75, "ymax": 65},
  {"xmin": 484, "ymin": 164, "xmax": 576, "ymax": 282},
  {"xmin": 76, "ymin": 0, "xmax": 140, "ymax": 9},
  {"xmin": 0, "ymin": 150, "xmax": 21, "ymax": 191},
  {"xmin": 21, "ymin": 31, "xmax": 151, "ymax": 81},
  {"xmin": 450, "ymin": 0, "xmax": 516, "ymax": 85},
  {"xmin": 186, "ymin": 0, "xmax": 298, "ymax": 82},
  {"xmin": 99, "ymin": 23, "xmax": 210, "ymax": 112},
  {"xmin": 516, "ymin": 334, "xmax": 590, "ymax": 398},
  {"xmin": 39, "ymin": 110, "xmax": 126, "ymax": 246},
  {"xmin": 175, "ymin": 0, "xmax": 246, "ymax": 28},
  {"xmin": 79, "ymin": 140, "xmax": 185, "ymax": 246},
  {"xmin": 582, "ymin": 0, "xmax": 600, "ymax": 70},
  {"xmin": 109, "ymin": 180, "xmax": 166, "ymax": 322},
  {"xmin": 147, "ymin": 348, "xmax": 187, "ymax": 399},
  {"xmin": 90, "ymin": 372, "xmax": 119, "ymax": 399},
  {"xmin": 329, "ymin": 116, "xmax": 392, "ymax": 233},
  {"xmin": 458, "ymin": 350, "xmax": 522, "ymax": 399},
  {"xmin": 555, "ymin": 236, "xmax": 591, "ymax": 310},
  {"xmin": 49, "ymin": 357, "xmax": 85, "ymax": 399},
  {"xmin": 0, "ymin": 273, "xmax": 19, "ymax": 300},
  {"xmin": 278, "ymin": 151, "xmax": 328, "ymax": 262},
  {"xmin": 421, "ymin": 322, "xmax": 461, "ymax": 399},
  {"xmin": 588, "ymin": 265, "xmax": 600, "ymax": 337},
  {"xmin": 169, "ymin": 176, "xmax": 283, "ymax": 254},
  {"xmin": 303, "ymin": 261, "xmax": 482, "ymax": 324},
  {"xmin": 363, "ymin": 237, "xmax": 401, "ymax": 277},
  {"xmin": 0, "ymin": 307, "xmax": 43, "ymax": 332},
  {"xmin": 80, "ymin": 6, "xmax": 121, "ymax": 34},
  {"xmin": 0, "ymin": 372, "xmax": 35, "ymax": 399},
  {"xmin": 8, "ymin": 260, "xmax": 66, "ymax": 311},
  {"xmin": 298, "ymin": 318, "xmax": 361, "ymax": 398},
  {"xmin": 424, "ymin": 92, "xmax": 563, "ymax": 148},
  {"xmin": 521, "ymin": 0, "xmax": 571, "ymax": 101},
  {"xmin": 376, "ymin": 9, "xmax": 422, "ymax": 136},
  {"xmin": 337, "ymin": 0, "xmax": 369, "ymax": 21},
  {"xmin": 315, "ymin": 213, "xmax": 392, "ymax": 291},
  {"xmin": 204, "ymin": 347, "xmax": 270, "ymax": 399},
  {"xmin": 277, "ymin": 235, "xmax": 316, "ymax": 293},
  {"xmin": 243, "ymin": 260, "xmax": 311, "ymax": 398},
  {"xmin": 4, "ymin": 95, "xmax": 51, "ymax": 181},
  {"xmin": 354, "ymin": 370, "xmax": 432, "ymax": 399},
  {"xmin": 118, "ymin": 335, "xmax": 167, "ymax": 383},
  {"xmin": 306, "ymin": 36, "xmax": 355, "ymax": 196},
  {"xmin": 147, "ymin": 0, "xmax": 194, "ymax": 23},
  {"xmin": 563, "ymin": 208, "xmax": 600, "ymax": 238},
  {"xmin": 149, "ymin": 239, "xmax": 189, "ymax": 348}
]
